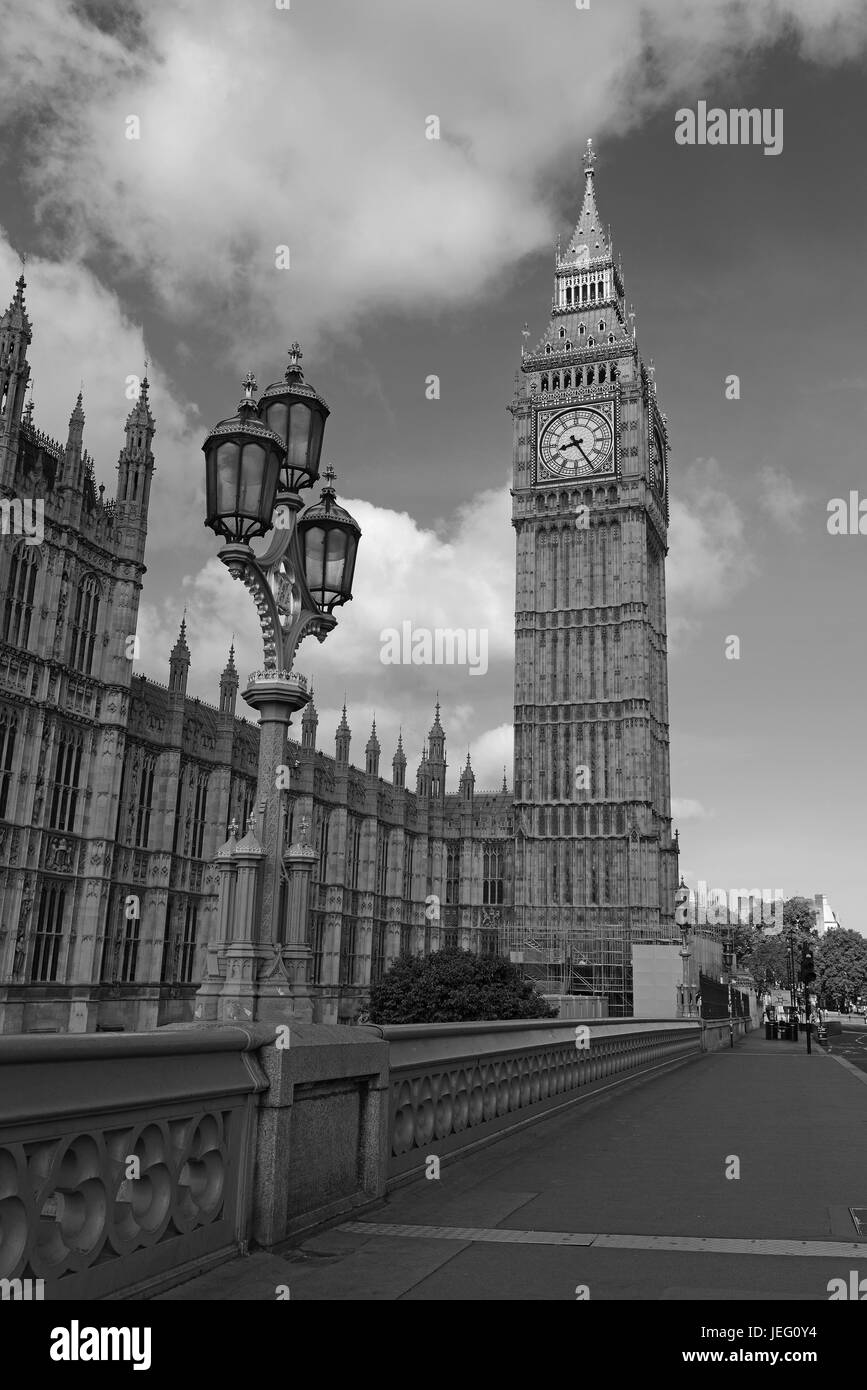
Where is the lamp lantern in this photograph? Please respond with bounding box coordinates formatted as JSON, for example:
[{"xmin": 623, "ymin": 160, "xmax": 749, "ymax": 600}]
[{"xmin": 203, "ymin": 372, "xmax": 285, "ymax": 543}]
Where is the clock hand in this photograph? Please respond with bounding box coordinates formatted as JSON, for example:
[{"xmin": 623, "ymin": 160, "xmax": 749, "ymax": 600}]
[{"xmin": 570, "ymin": 435, "xmax": 593, "ymax": 465}]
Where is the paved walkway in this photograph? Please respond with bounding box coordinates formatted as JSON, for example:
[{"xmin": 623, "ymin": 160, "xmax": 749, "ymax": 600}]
[{"xmin": 159, "ymin": 1031, "xmax": 867, "ymax": 1301}]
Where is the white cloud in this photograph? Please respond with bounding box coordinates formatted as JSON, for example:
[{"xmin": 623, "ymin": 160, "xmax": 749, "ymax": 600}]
[
  {"xmin": 758, "ymin": 464, "xmax": 808, "ymax": 533},
  {"xmin": 4, "ymin": 0, "xmax": 866, "ymax": 362},
  {"xmin": 667, "ymin": 458, "xmax": 756, "ymax": 649},
  {"xmin": 671, "ymin": 798, "xmax": 711, "ymax": 820},
  {"xmin": 471, "ymin": 723, "xmax": 514, "ymax": 792}
]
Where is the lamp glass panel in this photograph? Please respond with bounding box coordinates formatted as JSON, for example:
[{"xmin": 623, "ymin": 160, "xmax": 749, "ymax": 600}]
[
  {"xmin": 265, "ymin": 401, "xmax": 289, "ymax": 447},
  {"xmin": 238, "ymin": 442, "xmax": 266, "ymax": 518},
  {"xmin": 287, "ymin": 402, "xmax": 312, "ymax": 469},
  {"xmin": 341, "ymin": 532, "xmax": 359, "ymax": 596},
  {"xmin": 216, "ymin": 440, "xmax": 240, "ymax": 514},
  {"xmin": 323, "ymin": 529, "xmax": 348, "ymax": 596},
  {"xmin": 308, "ymin": 411, "xmax": 325, "ymax": 474},
  {"xmin": 303, "ymin": 524, "xmax": 326, "ymax": 593}
]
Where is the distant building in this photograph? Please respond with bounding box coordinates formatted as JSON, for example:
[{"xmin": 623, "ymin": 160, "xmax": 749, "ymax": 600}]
[{"xmin": 813, "ymin": 894, "xmax": 842, "ymax": 935}]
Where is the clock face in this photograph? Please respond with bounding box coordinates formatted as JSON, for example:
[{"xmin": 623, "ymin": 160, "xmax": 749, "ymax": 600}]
[
  {"xmin": 538, "ymin": 408, "xmax": 614, "ymax": 479},
  {"xmin": 650, "ymin": 425, "xmax": 666, "ymax": 496}
]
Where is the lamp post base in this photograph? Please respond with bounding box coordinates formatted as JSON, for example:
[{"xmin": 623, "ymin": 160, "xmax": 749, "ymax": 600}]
[{"xmin": 195, "ymin": 671, "xmax": 317, "ymax": 1026}]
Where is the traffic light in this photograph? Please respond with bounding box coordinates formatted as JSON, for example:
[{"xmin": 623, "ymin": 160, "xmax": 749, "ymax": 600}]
[{"xmin": 800, "ymin": 943, "xmax": 816, "ymax": 984}]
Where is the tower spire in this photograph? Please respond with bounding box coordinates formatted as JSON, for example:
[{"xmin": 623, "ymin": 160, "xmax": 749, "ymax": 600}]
[
  {"xmin": 169, "ymin": 616, "xmax": 191, "ymax": 696},
  {"xmin": 0, "ymin": 270, "xmax": 33, "ymax": 438},
  {"xmin": 392, "ymin": 727, "xmax": 407, "ymax": 790},
  {"xmin": 219, "ymin": 639, "xmax": 239, "ymax": 716},
  {"xmin": 301, "ymin": 685, "xmax": 319, "ymax": 750},
  {"xmin": 336, "ymin": 701, "xmax": 351, "ymax": 765},
  {"xmin": 560, "ymin": 137, "xmax": 609, "ymax": 264},
  {"xmin": 365, "ymin": 714, "xmax": 381, "ymax": 777}
]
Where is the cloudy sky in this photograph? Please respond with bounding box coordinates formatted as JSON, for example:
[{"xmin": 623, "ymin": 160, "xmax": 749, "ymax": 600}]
[{"xmin": 1, "ymin": 0, "xmax": 865, "ymax": 928}]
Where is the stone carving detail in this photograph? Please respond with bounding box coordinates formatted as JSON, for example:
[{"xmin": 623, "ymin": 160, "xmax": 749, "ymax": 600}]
[
  {"xmin": 47, "ymin": 836, "xmax": 74, "ymax": 872},
  {"xmin": 314, "ymin": 765, "xmax": 335, "ymax": 796},
  {"xmin": 259, "ymin": 946, "xmax": 294, "ymax": 984}
]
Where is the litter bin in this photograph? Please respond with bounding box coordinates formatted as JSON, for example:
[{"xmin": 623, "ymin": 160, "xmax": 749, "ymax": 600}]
[{"xmin": 765, "ymin": 1020, "xmax": 773, "ymax": 1040}]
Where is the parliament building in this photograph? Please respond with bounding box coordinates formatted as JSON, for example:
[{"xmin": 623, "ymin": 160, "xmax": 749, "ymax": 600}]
[{"xmin": 0, "ymin": 142, "xmax": 678, "ymax": 1033}]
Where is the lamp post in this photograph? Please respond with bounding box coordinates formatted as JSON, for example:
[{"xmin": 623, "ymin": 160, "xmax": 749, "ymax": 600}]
[
  {"xmin": 677, "ymin": 878, "xmax": 695, "ymax": 1018},
  {"xmin": 197, "ymin": 352, "xmax": 360, "ymax": 1024}
]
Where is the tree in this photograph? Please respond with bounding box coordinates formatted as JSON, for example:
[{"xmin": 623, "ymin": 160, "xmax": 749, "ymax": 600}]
[
  {"xmin": 744, "ymin": 898, "xmax": 818, "ymax": 996},
  {"xmin": 746, "ymin": 932, "xmax": 789, "ymax": 994},
  {"xmin": 783, "ymin": 896, "xmax": 818, "ymax": 935},
  {"xmin": 815, "ymin": 929, "xmax": 867, "ymax": 1011},
  {"xmin": 730, "ymin": 921, "xmax": 758, "ymax": 966},
  {"xmin": 368, "ymin": 947, "xmax": 557, "ymax": 1024}
]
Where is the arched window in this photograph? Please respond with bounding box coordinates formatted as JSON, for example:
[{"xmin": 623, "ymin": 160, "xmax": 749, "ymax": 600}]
[
  {"xmin": 445, "ymin": 842, "xmax": 459, "ymax": 905},
  {"xmin": 608, "ymin": 334, "xmax": 615, "ymax": 344},
  {"xmin": 3, "ymin": 545, "xmax": 39, "ymax": 648},
  {"xmin": 565, "ymin": 341, "xmax": 572, "ymax": 351},
  {"xmin": 134, "ymin": 754, "xmax": 156, "ymax": 849},
  {"xmin": 552, "ymin": 373, "xmax": 560, "ymax": 390},
  {"xmin": 545, "ymin": 344, "xmax": 552, "ymax": 356},
  {"xmin": 69, "ymin": 575, "xmax": 101, "ymax": 676},
  {"xmin": 587, "ymin": 366, "xmax": 595, "ymax": 384},
  {"xmin": 541, "ymin": 375, "xmax": 548, "ymax": 392},
  {"xmin": 599, "ymin": 320, "xmax": 605, "ymax": 332},
  {"xmin": 576, "ymin": 368, "xmax": 583, "ymax": 386},
  {"xmin": 582, "ymin": 284, "xmax": 588, "ymax": 303},
  {"xmin": 599, "ymin": 365, "xmax": 606, "ymax": 383},
  {"xmin": 50, "ymin": 728, "xmax": 83, "ymax": 832},
  {"xmin": 565, "ymin": 286, "xmax": 572, "ymax": 305},
  {"xmin": 559, "ymin": 327, "xmax": 566, "ymax": 339},
  {"xmin": 589, "ymin": 283, "xmax": 596, "ymax": 301},
  {"xmin": 0, "ymin": 707, "xmax": 17, "ymax": 819},
  {"xmin": 610, "ymin": 363, "xmax": 617, "ymax": 381},
  {"xmin": 588, "ymin": 337, "xmax": 595, "ymax": 347},
  {"xmin": 31, "ymin": 883, "xmax": 67, "ymax": 982},
  {"xmin": 579, "ymin": 324, "xmax": 585, "ymax": 336},
  {"xmin": 191, "ymin": 771, "xmax": 209, "ymax": 858},
  {"xmin": 483, "ymin": 842, "xmax": 504, "ymax": 905},
  {"xmin": 563, "ymin": 371, "xmax": 571, "ymax": 389},
  {"xmin": 597, "ymin": 281, "xmax": 604, "ymax": 298}
]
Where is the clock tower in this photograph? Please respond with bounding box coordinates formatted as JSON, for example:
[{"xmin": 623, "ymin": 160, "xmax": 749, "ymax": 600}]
[{"xmin": 509, "ymin": 140, "xmax": 679, "ymax": 1015}]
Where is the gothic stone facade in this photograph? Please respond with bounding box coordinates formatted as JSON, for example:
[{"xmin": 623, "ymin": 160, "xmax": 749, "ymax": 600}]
[{"xmin": 0, "ymin": 277, "xmax": 513, "ymax": 1032}]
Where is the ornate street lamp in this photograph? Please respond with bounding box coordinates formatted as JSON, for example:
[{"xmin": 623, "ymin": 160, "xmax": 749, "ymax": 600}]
[
  {"xmin": 199, "ymin": 356, "xmax": 361, "ymax": 1025},
  {"xmin": 677, "ymin": 876, "xmax": 695, "ymax": 1019},
  {"xmin": 298, "ymin": 465, "xmax": 360, "ymax": 613}
]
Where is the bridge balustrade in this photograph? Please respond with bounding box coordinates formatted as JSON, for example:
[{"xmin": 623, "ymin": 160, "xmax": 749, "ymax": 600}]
[{"xmin": 0, "ymin": 1016, "xmax": 707, "ymax": 1298}]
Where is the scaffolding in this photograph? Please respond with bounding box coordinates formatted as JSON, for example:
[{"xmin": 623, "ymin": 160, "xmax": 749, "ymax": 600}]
[{"xmin": 506, "ymin": 921, "xmax": 640, "ymax": 1015}]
